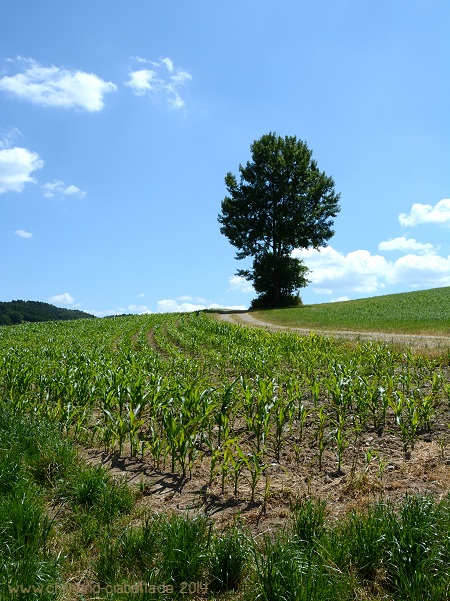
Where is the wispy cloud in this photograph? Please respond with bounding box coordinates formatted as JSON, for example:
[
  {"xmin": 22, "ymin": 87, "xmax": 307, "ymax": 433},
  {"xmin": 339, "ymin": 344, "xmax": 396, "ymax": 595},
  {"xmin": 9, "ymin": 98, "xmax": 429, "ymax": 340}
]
[
  {"xmin": 228, "ymin": 275, "xmax": 254, "ymax": 294},
  {"xmin": 0, "ymin": 144, "xmax": 44, "ymax": 193},
  {"xmin": 42, "ymin": 179, "xmax": 86, "ymax": 199},
  {"xmin": 14, "ymin": 229, "xmax": 32, "ymax": 238},
  {"xmin": 0, "ymin": 58, "xmax": 117, "ymax": 111},
  {"xmin": 399, "ymin": 199, "xmax": 450, "ymax": 227},
  {"xmin": 126, "ymin": 56, "xmax": 192, "ymax": 110},
  {"xmin": 0, "ymin": 127, "xmax": 22, "ymax": 149}
]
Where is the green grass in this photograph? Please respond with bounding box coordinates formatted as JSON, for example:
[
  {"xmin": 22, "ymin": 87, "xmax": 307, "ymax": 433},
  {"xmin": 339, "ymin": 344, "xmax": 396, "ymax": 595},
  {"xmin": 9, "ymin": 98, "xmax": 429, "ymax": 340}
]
[{"xmin": 253, "ymin": 286, "xmax": 450, "ymax": 334}]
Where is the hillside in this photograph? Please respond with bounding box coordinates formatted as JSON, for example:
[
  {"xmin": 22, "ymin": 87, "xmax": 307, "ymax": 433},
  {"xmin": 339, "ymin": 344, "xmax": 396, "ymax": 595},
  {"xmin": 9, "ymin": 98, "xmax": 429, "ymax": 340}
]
[
  {"xmin": 0, "ymin": 300, "xmax": 95, "ymax": 326},
  {"xmin": 251, "ymin": 286, "xmax": 450, "ymax": 335}
]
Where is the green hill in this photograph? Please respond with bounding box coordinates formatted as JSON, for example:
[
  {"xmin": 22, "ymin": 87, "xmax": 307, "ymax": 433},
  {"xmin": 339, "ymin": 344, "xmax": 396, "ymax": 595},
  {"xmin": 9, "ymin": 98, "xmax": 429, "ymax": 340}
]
[
  {"xmin": 252, "ymin": 286, "xmax": 450, "ymax": 335},
  {"xmin": 0, "ymin": 300, "xmax": 95, "ymax": 326}
]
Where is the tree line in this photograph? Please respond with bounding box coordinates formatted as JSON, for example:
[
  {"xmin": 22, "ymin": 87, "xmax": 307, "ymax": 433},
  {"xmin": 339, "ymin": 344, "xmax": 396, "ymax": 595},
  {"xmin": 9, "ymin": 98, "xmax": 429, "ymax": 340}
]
[{"xmin": 0, "ymin": 300, "xmax": 95, "ymax": 326}]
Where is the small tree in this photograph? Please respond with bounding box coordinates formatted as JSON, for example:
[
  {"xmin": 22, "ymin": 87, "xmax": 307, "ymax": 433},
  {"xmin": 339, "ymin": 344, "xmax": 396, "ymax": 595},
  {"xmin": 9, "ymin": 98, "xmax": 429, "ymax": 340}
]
[{"xmin": 218, "ymin": 133, "xmax": 340, "ymax": 307}]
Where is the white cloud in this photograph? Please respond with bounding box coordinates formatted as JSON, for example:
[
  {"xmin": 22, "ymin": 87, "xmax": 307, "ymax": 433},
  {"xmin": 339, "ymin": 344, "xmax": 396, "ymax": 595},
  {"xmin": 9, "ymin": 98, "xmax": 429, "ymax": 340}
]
[
  {"xmin": 42, "ymin": 179, "xmax": 86, "ymax": 199},
  {"xmin": 63, "ymin": 184, "xmax": 84, "ymax": 197},
  {"xmin": 156, "ymin": 299, "xmax": 247, "ymax": 313},
  {"xmin": 387, "ymin": 253, "xmax": 450, "ymax": 288},
  {"xmin": 378, "ymin": 237, "xmax": 436, "ymax": 254},
  {"xmin": 293, "ymin": 244, "xmax": 450, "ymax": 295},
  {"xmin": 14, "ymin": 229, "xmax": 32, "ymax": 238},
  {"xmin": 90, "ymin": 299, "xmax": 247, "ymax": 317},
  {"xmin": 156, "ymin": 299, "xmax": 214, "ymax": 313},
  {"xmin": 0, "ymin": 58, "xmax": 117, "ymax": 111},
  {"xmin": 124, "ymin": 304, "xmax": 152, "ymax": 314},
  {"xmin": 89, "ymin": 308, "xmax": 123, "ymax": 317},
  {"xmin": 125, "ymin": 69, "xmax": 157, "ymax": 95},
  {"xmin": 293, "ymin": 246, "xmax": 389, "ymax": 294},
  {"xmin": 228, "ymin": 275, "xmax": 254, "ymax": 294},
  {"xmin": 49, "ymin": 292, "xmax": 75, "ymax": 305},
  {"xmin": 126, "ymin": 56, "xmax": 192, "ymax": 110},
  {"xmin": 399, "ymin": 199, "xmax": 450, "ymax": 227},
  {"xmin": 177, "ymin": 295, "xmax": 208, "ymax": 303},
  {"xmin": 0, "ymin": 145, "xmax": 44, "ymax": 193}
]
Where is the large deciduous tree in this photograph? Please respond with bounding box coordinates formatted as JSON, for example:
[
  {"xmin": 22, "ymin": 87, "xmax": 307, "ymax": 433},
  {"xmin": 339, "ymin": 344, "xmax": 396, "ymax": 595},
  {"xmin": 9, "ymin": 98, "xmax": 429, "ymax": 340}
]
[{"xmin": 218, "ymin": 133, "xmax": 340, "ymax": 307}]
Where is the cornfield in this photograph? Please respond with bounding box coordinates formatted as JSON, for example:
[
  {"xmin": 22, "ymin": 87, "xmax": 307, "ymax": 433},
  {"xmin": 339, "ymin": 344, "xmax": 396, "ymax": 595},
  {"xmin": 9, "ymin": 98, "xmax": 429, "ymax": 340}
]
[{"xmin": 1, "ymin": 311, "xmax": 449, "ymax": 504}]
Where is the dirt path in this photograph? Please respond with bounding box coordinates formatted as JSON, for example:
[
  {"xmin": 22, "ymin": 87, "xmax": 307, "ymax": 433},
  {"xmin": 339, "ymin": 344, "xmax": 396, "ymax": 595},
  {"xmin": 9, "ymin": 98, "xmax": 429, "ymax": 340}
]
[{"xmin": 216, "ymin": 311, "xmax": 450, "ymax": 353}]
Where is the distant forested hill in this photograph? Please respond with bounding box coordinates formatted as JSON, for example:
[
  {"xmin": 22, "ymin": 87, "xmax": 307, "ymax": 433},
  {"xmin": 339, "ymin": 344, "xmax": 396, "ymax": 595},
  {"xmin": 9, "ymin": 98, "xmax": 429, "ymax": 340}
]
[{"xmin": 0, "ymin": 300, "xmax": 95, "ymax": 326}]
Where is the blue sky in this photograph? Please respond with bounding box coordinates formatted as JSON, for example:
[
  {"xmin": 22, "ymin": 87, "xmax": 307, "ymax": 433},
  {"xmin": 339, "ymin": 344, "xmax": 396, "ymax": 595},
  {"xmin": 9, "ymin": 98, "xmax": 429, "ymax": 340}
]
[{"xmin": 1, "ymin": 0, "xmax": 449, "ymax": 315}]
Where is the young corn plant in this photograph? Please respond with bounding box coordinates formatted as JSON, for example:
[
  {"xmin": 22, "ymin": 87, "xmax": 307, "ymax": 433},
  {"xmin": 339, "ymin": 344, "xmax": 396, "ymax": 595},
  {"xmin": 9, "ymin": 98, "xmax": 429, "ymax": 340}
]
[
  {"xmin": 287, "ymin": 378, "xmax": 310, "ymax": 440},
  {"xmin": 414, "ymin": 389, "xmax": 436, "ymax": 435},
  {"xmin": 297, "ymin": 402, "xmax": 309, "ymax": 444},
  {"xmin": 403, "ymin": 395, "xmax": 420, "ymax": 454},
  {"xmin": 215, "ymin": 379, "xmax": 238, "ymax": 447},
  {"xmin": 162, "ymin": 409, "xmax": 184, "ymax": 475},
  {"xmin": 270, "ymin": 394, "xmax": 294, "ymax": 462},
  {"xmin": 364, "ymin": 376, "xmax": 392, "ymax": 436},
  {"xmin": 220, "ymin": 441, "xmax": 236, "ymax": 494},
  {"xmin": 236, "ymin": 447, "xmax": 269, "ymax": 503},
  {"xmin": 332, "ymin": 414, "xmax": 348, "ymax": 476},
  {"xmin": 110, "ymin": 411, "xmax": 130, "ymax": 455},
  {"xmin": 225, "ymin": 440, "xmax": 247, "ymax": 497},
  {"xmin": 326, "ymin": 371, "xmax": 352, "ymax": 424},
  {"xmin": 390, "ymin": 391, "xmax": 419, "ymax": 459},
  {"xmin": 127, "ymin": 403, "xmax": 145, "ymax": 457},
  {"xmin": 209, "ymin": 446, "xmax": 223, "ymax": 488},
  {"xmin": 242, "ymin": 377, "xmax": 275, "ymax": 455},
  {"xmin": 310, "ymin": 378, "xmax": 321, "ymax": 408},
  {"xmin": 145, "ymin": 424, "xmax": 166, "ymax": 469},
  {"xmin": 314, "ymin": 405, "xmax": 328, "ymax": 471}
]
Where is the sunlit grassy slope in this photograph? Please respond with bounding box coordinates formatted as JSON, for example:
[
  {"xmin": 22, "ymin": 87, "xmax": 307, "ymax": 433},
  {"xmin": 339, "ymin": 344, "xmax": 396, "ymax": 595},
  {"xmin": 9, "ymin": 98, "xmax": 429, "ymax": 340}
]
[{"xmin": 252, "ymin": 287, "xmax": 450, "ymax": 334}]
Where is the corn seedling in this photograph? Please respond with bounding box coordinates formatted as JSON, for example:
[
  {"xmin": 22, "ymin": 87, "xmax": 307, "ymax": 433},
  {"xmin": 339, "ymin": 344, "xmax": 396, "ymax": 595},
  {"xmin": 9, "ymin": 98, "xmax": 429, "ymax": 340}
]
[
  {"xmin": 332, "ymin": 414, "xmax": 348, "ymax": 476},
  {"xmin": 235, "ymin": 446, "xmax": 269, "ymax": 503},
  {"xmin": 314, "ymin": 405, "xmax": 328, "ymax": 471}
]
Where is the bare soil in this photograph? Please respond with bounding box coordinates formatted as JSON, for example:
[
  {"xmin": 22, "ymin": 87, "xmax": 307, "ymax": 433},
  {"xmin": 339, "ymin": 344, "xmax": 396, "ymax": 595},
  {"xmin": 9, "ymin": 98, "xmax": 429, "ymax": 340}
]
[{"xmin": 81, "ymin": 435, "xmax": 450, "ymax": 536}]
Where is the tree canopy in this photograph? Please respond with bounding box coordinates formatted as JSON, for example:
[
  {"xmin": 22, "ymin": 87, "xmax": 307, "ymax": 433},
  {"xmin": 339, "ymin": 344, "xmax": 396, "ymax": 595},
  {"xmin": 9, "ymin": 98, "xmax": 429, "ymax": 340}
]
[{"xmin": 218, "ymin": 133, "xmax": 340, "ymax": 307}]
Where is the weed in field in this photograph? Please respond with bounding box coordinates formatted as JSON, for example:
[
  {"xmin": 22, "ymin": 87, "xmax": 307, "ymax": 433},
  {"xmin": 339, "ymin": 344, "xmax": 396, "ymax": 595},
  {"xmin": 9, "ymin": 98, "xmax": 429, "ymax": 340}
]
[
  {"xmin": 252, "ymin": 530, "xmax": 351, "ymax": 601},
  {"xmin": 208, "ymin": 522, "xmax": 249, "ymax": 592},
  {"xmin": 0, "ymin": 413, "xmax": 62, "ymax": 599},
  {"xmin": 64, "ymin": 464, "xmax": 133, "ymax": 523},
  {"xmin": 158, "ymin": 512, "xmax": 210, "ymax": 585},
  {"xmin": 290, "ymin": 498, "xmax": 327, "ymax": 551}
]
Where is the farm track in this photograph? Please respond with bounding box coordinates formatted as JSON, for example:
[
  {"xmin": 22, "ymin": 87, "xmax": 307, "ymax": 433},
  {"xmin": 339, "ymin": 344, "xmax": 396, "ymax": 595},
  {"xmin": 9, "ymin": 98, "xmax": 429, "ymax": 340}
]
[{"xmin": 216, "ymin": 310, "xmax": 450, "ymax": 353}]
